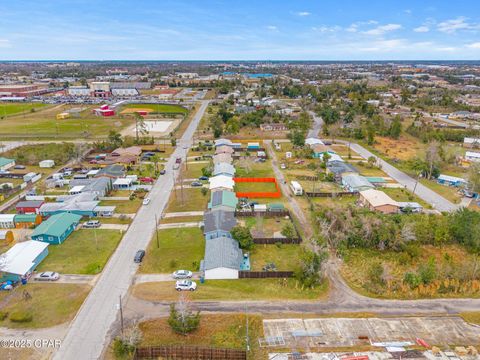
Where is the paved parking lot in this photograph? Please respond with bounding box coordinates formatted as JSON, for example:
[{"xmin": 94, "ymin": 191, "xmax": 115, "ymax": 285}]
[{"xmin": 263, "ymin": 317, "xmax": 480, "ymax": 348}]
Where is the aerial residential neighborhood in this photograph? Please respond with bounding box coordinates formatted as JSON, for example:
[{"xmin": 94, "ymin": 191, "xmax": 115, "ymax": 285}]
[{"xmin": 1, "ymin": 1, "xmax": 480, "ymax": 360}]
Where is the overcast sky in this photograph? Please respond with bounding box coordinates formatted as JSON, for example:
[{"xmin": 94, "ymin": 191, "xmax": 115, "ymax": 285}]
[{"xmin": 1, "ymin": 0, "xmax": 479, "ymax": 60}]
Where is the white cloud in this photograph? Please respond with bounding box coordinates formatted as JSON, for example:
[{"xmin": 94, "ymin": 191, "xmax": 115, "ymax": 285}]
[
  {"xmin": 414, "ymin": 26, "xmax": 430, "ymax": 33},
  {"xmin": 0, "ymin": 39, "xmax": 11, "ymax": 48},
  {"xmin": 466, "ymin": 42, "xmax": 480, "ymax": 49},
  {"xmin": 363, "ymin": 23, "xmax": 402, "ymax": 35},
  {"xmin": 296, "ymin": 11, "xmax": 311, "ymax": 16},
  {"xmin": 266, "ymin": 25, "xmax": 278, "ymax": 31},
  {"xmin": 437, "ymin": 17, "xmax": 479, "ymax": 33},
  {"xmin": 312, "ymin": 25, "xmax": 342, "ymax": 33}
]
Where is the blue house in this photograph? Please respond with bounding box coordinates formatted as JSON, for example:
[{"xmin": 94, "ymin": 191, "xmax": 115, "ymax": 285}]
[
  {"xmin": 31, "ymin": 213, "xmax": 82, "ymax": 245},
  {"xmin": 437, "ymin": 174, "xmax": 467, "ymax": 187},
  {"xmin": 0, "ymin": 240, "xmax": 49, "ymax": 282}
]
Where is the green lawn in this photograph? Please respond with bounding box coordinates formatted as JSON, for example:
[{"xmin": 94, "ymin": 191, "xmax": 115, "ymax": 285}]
[
  {"xmin": 139, "ymin": 227, "xmax": 205, "ymax": 273},
  {"xmin": 0, "ymin": 283, "xmax": 90, "ymax": 328},
  {"xmin": 235, "ymin": 181, "xmax": 278, "ymax": 193},
  {"xmin": 250, "ymin": 244, "xmax": 303, "ymax": 271},
  {"xmin": 99, "ymin": 198, "xmax": 142, "ymax": 214},
  {"xmin": 36, "ymin": 229, "xmax": 124, "ymax": 274},
  {"xmin": 419, "ymin": 179, "xmax": 463, "ymax": 204},
  {"xmin": 133, "ymin": 278, "xmax": 329, "ymax": 301},
  {"xmin": 0, "ymin": 102, "xmax": 48, "ymax": 117},
  {"xmin": 382, "ymin": 187, "xmax": 431, "ymax": 208},
  {"xmin": 122, "ymin": 103, "xmax": 188, "ymax": 114},
  {"xmin": 165, "ymin": 187, "xmax": 209, "ymax": 213},
  {"xmin": 241, "ymin": 217, "xmax": 292, "ymax": 238},
  {"xmin": 183, "ymin": 162, "xmax": 208, "ymax": 179},
  {"xmin": 235, "ymin": 159, "xmax": 275, "ymax": 178}
]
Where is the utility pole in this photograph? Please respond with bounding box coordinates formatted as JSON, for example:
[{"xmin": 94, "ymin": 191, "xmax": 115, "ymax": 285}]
[
  {"xmin": 245, "ymin": 303, "xmax": 250, "ymax": 352},
  {"xmin": 119, "ymin": 295, "xmax": 124, "ymax": 335},
  {"xmin": 155, "ymin": 213, "xmax": 159, "ymax": 248}
]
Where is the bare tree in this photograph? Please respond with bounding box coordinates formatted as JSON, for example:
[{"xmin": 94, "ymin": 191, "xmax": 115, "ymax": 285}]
[{"xmin": 425, "ymin": 140, "xmax": 441, "ymax": 179}]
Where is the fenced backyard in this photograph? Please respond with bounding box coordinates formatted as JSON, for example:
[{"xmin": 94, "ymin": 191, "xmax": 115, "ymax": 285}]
[{"xmin": 133, "ymin": 345, "xmax": 247, "ymax": 360}]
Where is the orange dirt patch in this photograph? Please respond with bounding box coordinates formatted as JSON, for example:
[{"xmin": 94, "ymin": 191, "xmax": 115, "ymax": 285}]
[
  {"xmin": 373, "ymin": 136, "xmax": 423, "ymax": 161},
  {"xmin": 120, "ymin": 107, "xmax": 154, "ymax": 114}
]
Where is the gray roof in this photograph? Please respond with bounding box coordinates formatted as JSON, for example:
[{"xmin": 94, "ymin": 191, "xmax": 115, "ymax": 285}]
[
  {"xmin": 95, "ymin": 165, "xmax": 125, "ymax": 179},
  {"xmin": 203, "ymin": 209, "xmax": 236, "ymax": 233},
  {"xmin": 342, "ymin": 174, "xmax": 374, "ymax": 191},
  {"xmin": 40, "ymin": 193, "xmax": 99, "ymax": 213},
  {"xmin": 16, "ymin": 200, "xmax": 44, "ymax": 208},
  {"xmin": 327, "ymin": 160, "xmax": 358, "ymax": 175},
  {"xmin": 213, "ymin": 162, "xmax": 235, "ymax": 176},
  {"xmin": 203, "ymin": 236, "xmax": 243, "ymax": 270}
]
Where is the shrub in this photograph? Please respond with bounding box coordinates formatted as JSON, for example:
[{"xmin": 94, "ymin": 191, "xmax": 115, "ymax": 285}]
[
  {"xmin": 168, "ymin": 303, "xmax": 200, "ymax": 335},
  {"xmin": 112, "ymin": 338, "xmax": 135, "ymax": 358},
  {"xmin": 9, "ymin": 311, "xmax": 33, "ymax": 323},
  {"xmin": 169, "ymin": 259, "xmax": 178, "ymax": 269},
  {"xmin": 230, "ymin": 226, "xmax": 254, "ymax": 250},
  {"xmin": 404, "ymin": 272, "xmax": 421, "ymax": 289},
  {"xmin": 0, "ymin": 311, "xmax": 8, "ymax": 321}
]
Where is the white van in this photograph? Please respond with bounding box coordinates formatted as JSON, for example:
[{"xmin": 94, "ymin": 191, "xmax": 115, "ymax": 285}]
[{"xmin": 290, "ymin": 181, "xmax": 303, "ymax": 196}]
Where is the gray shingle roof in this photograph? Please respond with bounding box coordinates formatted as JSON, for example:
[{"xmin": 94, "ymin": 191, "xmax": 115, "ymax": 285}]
[
  {"xmin": 203, "ymin": 236, "xmax": 243, "ymax": 270},
  {"xmin": 203, "ymin": 209, "xmax": 236, "ymax": 233},
  {"xmin": 327, "ymin": 161, "xmax": 358, "ymax": 175}
]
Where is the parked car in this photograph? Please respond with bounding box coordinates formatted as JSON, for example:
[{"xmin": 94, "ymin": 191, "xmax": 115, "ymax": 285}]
[
  {"xmin": 14, "ymin": 165, "xmax": 26, "ymax": 170},
  {"xmin": 83, "ymin": 220, "xmax": 101, "ymax": 228},
  {"xmin": 175, "ymin": 280, "xmax": 197, "ymax": 291},
  {"xmin": 0, "ymin": 281, "xmax": 14, "ymax": 290},
  {"xmin": 89, "ymin": 159, "xmax": 98, "ymax": 164},
  {"xmin": 134, "ymin": 250, "xmax": 145, "ymax": 263},
  {"xmin": 173, "ymin": 270, "xmax": 193, "ymax": 279},
  {"xmin": 191, "ymin": 181, "xmax": 203, "ymax": 187},
  {"xmin": 142, "ymin": 198, "xmax": 151, "ymax": 205},
  {"xmin": 34, "ymin": 272, "xmax": 60, "ymax": 281},
  {"xmin": 198, "ymin": 176, "xmax": 209, "ymax": 181},
  {"xmin": 139, "ymin": 177, "xmax": 154, "ymax": 184},
  {"xmin": 280, "ymin": 163, "xmax": 286, "ymax": 169},
  {"xmin": 160, "ymin": 170, "xmax": 166, "ymax": 175}
]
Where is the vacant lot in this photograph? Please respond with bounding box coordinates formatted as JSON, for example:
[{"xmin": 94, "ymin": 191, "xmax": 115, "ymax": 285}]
[
  {"xmin": 0, "ymin": 102, "xmax": 48, "ymax": 117},
  {"xmin": 235, "ymin": 180, "xmax": 278, "ymax": 193},
  {"xmin": 240, "ymin": 217, "xmax": 292, "ymax": 238},
  {"xmin": 133, "ymin": 278, "xmax": 328, "ymax": 301},
  {"xmin": 419, "ymin": 179, "xmax": 463, "ymax": 204},
  {"xmin": 250, "ymin": 244, "xmax": 303, "ymax": 271},
  {"xmin": 235, "ymin": 159, "xmax": 275, "ymax": 178},
  {"xmin": 0, "ymin": 283, "xmax": 90, "ymax": 328},
  {"xmin": 165, "ymin": 187, "xmax": 209, "ymax": 213},
  {"xmin": 99, "ymin": 198, "xmax": 143, "ymax": 214},
  {"xmin": 2, "ymin": 142, "xmax": 76, "ymax": 166},
  {"xmin": 36, "ymin": 229, "xmax": 124, "ymax": 274},
  {"xmin": 121, "ymin": 103, "xmax": 187, "ymax": 115},
  {"xmin": 341, "ymin": 245, "xmax": 480, "ymax": 299},
  {"xmin": 372, "ymin": 135, "xmax": 425, "ymax": 161},
  {"xmin": 139, "ymin": 227, "xmax": 205, "ymax": 273},
  {"xmin": 136, "ymin": 314, "xmax": 265, "ymax": 360}
]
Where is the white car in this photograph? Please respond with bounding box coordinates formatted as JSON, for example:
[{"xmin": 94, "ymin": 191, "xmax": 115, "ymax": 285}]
[
  {"xmin": 175, "ymin": 280, "xmax": 197, "ymax": 291},
  {"xmin": 34, "ymin": 271, "xmax": 60, "ymax": 281},
  {"xmin": 172, "ymin": 270, "xmax": 193, "ymax": 279},
  {"xmin": 142, "ymin": 198, "xmax": 151, "ymax": 205}
]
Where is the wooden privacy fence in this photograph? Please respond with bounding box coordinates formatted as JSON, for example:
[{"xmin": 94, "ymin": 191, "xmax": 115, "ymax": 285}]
[
  {"xmin": 305, "ymin": 191, "xmax": 357, "ymax": 198},
  {"xmin": 235, "ymin": 210, "xmax": 290, "ymax": 217},
  {"xmin": 253, "ymin": 237, "xmax": 302, "ymax": 244},
  {"xmin": 234, "ymin": 177, "xmax": 281, "ymax": 199},
  {"xmin": 239, "ymin": 271, "xmax": 294, "ymax": 278},
  {"xmin": 133, "ymin": 345, "xmax": 246, "ymax": 360}
]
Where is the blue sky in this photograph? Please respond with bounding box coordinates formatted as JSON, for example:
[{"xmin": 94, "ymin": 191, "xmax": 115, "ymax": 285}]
[{"xmin": 0, "ymin": 0, "xmax": 479, "ymax": 60}]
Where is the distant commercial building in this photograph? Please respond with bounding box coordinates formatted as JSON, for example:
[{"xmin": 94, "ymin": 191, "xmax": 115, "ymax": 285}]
[{"xmin": 90, "ymin": 82, "xmax": 111, "ymax": 98}]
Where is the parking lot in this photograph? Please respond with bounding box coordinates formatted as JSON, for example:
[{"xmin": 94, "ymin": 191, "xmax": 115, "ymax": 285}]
[{"xmin": 263, "ymin": 317, "xmax": 480, "ymax": 348}]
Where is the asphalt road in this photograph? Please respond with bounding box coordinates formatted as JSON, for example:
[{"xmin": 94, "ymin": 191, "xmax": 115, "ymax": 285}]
[
  {"xmin": 307, "ymin": 110, "xmax": 323, "ymax": 138},
  {"xmin": 53, "ymin": 100, "xmax": 210, "ymax": 360}
]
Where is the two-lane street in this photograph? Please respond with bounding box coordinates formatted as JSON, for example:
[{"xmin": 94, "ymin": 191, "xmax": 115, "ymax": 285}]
[{"xmin": 53, "ymin": 100, "xmax": 210, "ymax": 360}]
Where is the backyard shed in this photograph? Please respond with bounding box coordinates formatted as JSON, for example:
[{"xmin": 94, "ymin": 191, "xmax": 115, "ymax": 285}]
[
  {"xmin": 0, "ymin": 240, "xmax": 49, "ymax": 282},
  {"xmin": 14, "ymin": 214, "xmax": 42, "ymax": 229},
  {"xmin": 202, "ymin": 236, "xmax": 243, "ymax": 280},
  {"xmin": 31, "ymin": 212, "xmax": 82, "ymax": 244}
]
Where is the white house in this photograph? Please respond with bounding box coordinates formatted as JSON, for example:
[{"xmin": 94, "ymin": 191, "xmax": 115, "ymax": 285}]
[
  {"xmin": 0, "ymin": 214, "xmax": 16, "ymax": 229},
  {"xmin": 305, "ymin": 138, "xmax": 324, "ymax": 147},
  {"xmin": 0, "ymin": 240, "xmax": 49, "ymax": 281},
  {"xmin": 209, "ymin": 175, "xmax": 235, "ymax": 191},
  {"xmin": 465, "ymin": 151, "xmax": 480, "ymax": 162},
  {"xmin": 39, "ymin": 160, "xmax": 55, "ymax": 168},
  {"xmin": 202, "ymin": 236, "xmax": 243, "ymax": 280}
]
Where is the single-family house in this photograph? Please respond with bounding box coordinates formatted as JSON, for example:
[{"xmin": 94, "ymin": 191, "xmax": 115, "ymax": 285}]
[
  {"xmin": 213, "ymin": 153, "xmax": 233, "ymax": 165},
  {"xmin": 201, "ymin": 236, "xmax": 243, "ymax": 280},
  {"xmin": 214, "ymin": 138, "xmax": 234, "ymax": 148},
  {"xmin": 260, "ymin": 123, "xmax": 288, "ymax": 131},
  {"xmin": 437, "ymin": 174, "xmax": 467, "ymax": 187},
  {"xmin": 209, "ymin": 175, "xmax": 235, "ymax": 191},
  {"xmin": 69, "ymin": 177, "xmax": 112, "ymax": 198},
  {"xmin": 31, "ymin": 212, "xmax": 82, "ymax": 244},
  {"xmin": 15, "ymin": 200, "xmax": 44, "ymax": 214},
  {"xmin": 215, "ymin": 145, "xmax": 235, "ymax": 155},
  {"xmin": 95, "ymin": 165, "xmax": 125, "ymax": 179},
  {"xmin": 247, "ymin": 142, "xmax": 260, "ymax": 150},
  {"xmin": 342, "ymin": 174, "xmax": 375, "ymax": 192},
  {"xmin": 0, "ymin": 214, "xmax": 15, "ymax": 229},
  {"xmin": 463, "ymin": 137, "xmax": 480, "ymax": 149},
  {"xmin": 359, "ymin": 189, "xmax": 399, "ymax": 214},
  {"xmin": 326, "ymin": 161, "xmax": 358, "ymax": 182},
  {"xmin": 39, "ymin": 192, "xmax": 99, "ymax": 217},
  {"xmin": 93, "ymin": 206, "xmax": 116, "ymax": 217},
  {"xmin": 203, "ymin": 209, "xmax": 237, "ymax": 240},
  {"xmin": 208, "ymin": 190, "xmax": 238, "ymax": 210},
  {"xmin": 0, "ymin": 157, "xmax": 15, "ymax": 171},
  {"xmin": 0, "ymin": 240, "xmax": 49, "ymax": 282},
  {"xmin": 14, "ymin": 214, "xmax": 42, "ymax": 229},
  {"xmin": 213, "ymin": 163, "xmax": 236, "ymax": 177},
  {"xmin": 113, "ymin": 177, "xmax": 134, "ymax": 190},
  {"xmin": 465, "ymin": 151, "xmax": 480, "ymax": 162},
  {"xmin": 305, "ymin": 138, "xmax": 324, "ymax": 147},
  {"xmin": 39, "ymin": 160, "xmax": 55, "ymax": 168}
]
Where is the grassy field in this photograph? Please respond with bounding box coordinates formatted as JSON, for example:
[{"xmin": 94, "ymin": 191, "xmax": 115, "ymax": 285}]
[
  {"xmin": 241, "ymin": 217, "xmax": 292, "ymax": 238},
  {"xmin": 133, "ymin": 278, "xmax": 328, "ymax": 301},
  {"xmin": 341, "ymin": 245, "xmax": 480, "ymax": 299},
  {"xmin": 1, "ymin": 142, "xmax": 76, "ymax": 166},
  {"xmin": 250, "ymin": 244, "xmax": 303, "ymax": 271},
  {"xmin": 235, "ymin": 181, "xmax": 278, "ymax": 193},
  {"xmin": 139, "ymin": 227, "xmax": 205, "ymax": 273},
  {"xmin": 460, "ymin": 312, "xmax": 480, "ymax": 325},
  {"xmin": 36, "ymin": 229, "xmax": 124, "ymax": 274},
  {"xmin": 165, "ymin": 187, "xmax": 209, "ymax": 213},
  {"xmin": 159, "ymin": 215, "xmax": 204, "ymax": 224},
  {"xmin": 235, "ymin": 159, "xmax": 275, "ymax": 178},
  {"xmin": 419, "ymin": 179, "xmax": 463, "ymax": 204},
  {"xmin": 381, "ymin": 187, "xmax": 431, "ymax": 208},
  {"xmin": 0, "ymin": 102, "xmax": 48, "ymax": 117},
  {"xmin": 99, "ymin": 198, "xmax": 143, "ymax": 214},
  {"xmin": 121, "ymin": 103, "xmax": 187, "ymax": 114},
  {"xmin": 0, "ymin": 104, "xmax": 134, "ymax": 138},
  {"xmin": 0, "ymin": 283, "xmax": 90, "ymax": 328},
  {"xmin": 135, "ymin": 314, "xmax": 265, "ymax": 360},
  {"xmin": 182, "ymin": 161, "xmax": 207, "ymax": 179}
]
